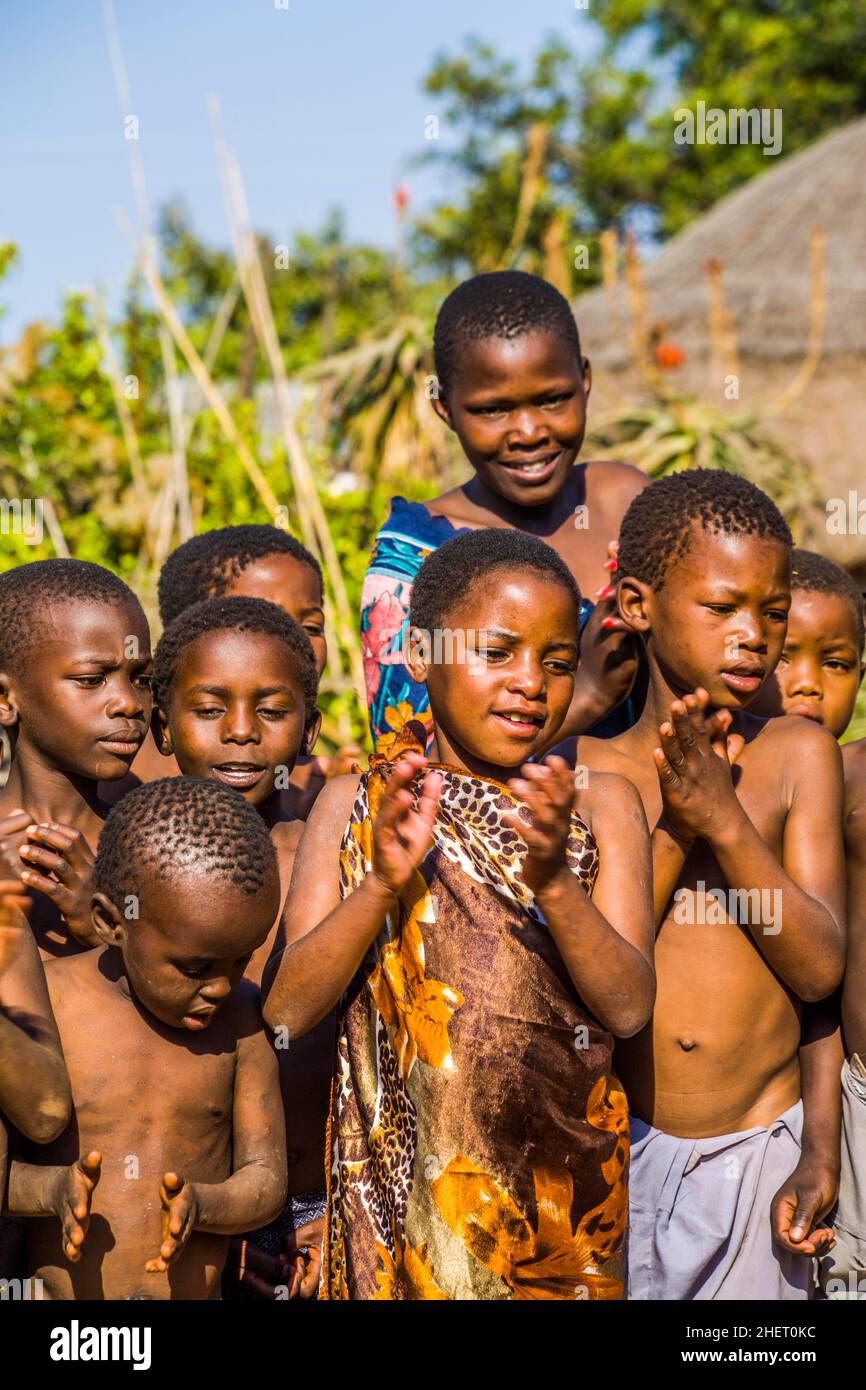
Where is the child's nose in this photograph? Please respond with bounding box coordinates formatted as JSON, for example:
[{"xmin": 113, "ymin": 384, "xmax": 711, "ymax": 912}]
[
  {"xmin": 106, "ymin": 678, "xmax": 147, "ymax": 716},
  {"xmin": 789, "ymin": 660, "xmax": 821, "ymax": 696},
  {"xmin": 224, "ymin": 708, "xmax": 258, "ymax": 742},
  {"xmin": 199, "ymin": 976, "xmax": 232, "ymax": 1004},
  {"xmin": 507, "ymin": 409, "xmax": 548, "ymax": 446},
  {"xmin": 506, "ymin": 657, "xmax": 544, "ymax": 696}
]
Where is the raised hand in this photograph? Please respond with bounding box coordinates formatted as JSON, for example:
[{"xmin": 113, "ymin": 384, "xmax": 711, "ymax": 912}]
[
  {"xmin": 583, "ymin": 539, "xmax": 643, "ymax": 703},
  {"xmin": 18, "ymin": 823, "xmax": 99, "ymax": 947},
  {"xmin": 371, "ymin": 752, "xmax": 442, "ymax": 899},
  {"xmin": 52, "ymin": 1151, "xmax": 102, "ymax": 1263},
  {"xmin": 145, "ymin": 1172, "xmax": 199, "ymax": 1273},
  {"xmin": 503, "ymin": 756, "xmax": 575, "ymax": 898},
  {"xmin": 653, "ymin": 689, "xmax": 742, "ymax": 844},
  {"xmin": 0, "ymin": 878, "xmax": 32, "ymax": 976}
]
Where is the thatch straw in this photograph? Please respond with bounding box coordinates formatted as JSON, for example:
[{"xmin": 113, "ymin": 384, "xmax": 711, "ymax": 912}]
[{"xmin": 575, "ymin": 117, "xmax": 866, "ymax": 366}]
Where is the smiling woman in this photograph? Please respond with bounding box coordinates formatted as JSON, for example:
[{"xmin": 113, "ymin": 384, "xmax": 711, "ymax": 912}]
[{"xmin": 360, "ymin": 271, "xmax": 649, "ymax": 754}]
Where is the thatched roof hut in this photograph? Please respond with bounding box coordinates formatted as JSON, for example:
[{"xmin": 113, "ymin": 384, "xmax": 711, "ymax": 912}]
[{"xmin": 576, "ymin": 116, "xmax": 866, "ymax": 575}]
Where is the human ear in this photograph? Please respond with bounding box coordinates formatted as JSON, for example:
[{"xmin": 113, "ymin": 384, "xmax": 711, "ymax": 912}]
[
  {"xmin": 0, "ymin": 673, "xmax": 20, "ymax": 730},
  {"xmin": 404, "ymin": 627, "xmax": 432, "ymax": 686},
  {"xmin": 617, "ymin": 576, "xmax": 652, "ymax": 634},
  {"xmin": 90, "ymin": 892, "xmax": 126, "ymax": 948},
  {"xmin": 152, "ymin": 706, "xmax": 173, "ymax": 756},
  {"xmin": 580, "ymin": 355, "xmax": 592, "ymax": 400},
  {"xmin": 303, "ymin": 708, "xmax": 323, "ymax": 757},
  {"xmin": 430, "ymin": 389, "xmax": 454, "ymax": 430}
]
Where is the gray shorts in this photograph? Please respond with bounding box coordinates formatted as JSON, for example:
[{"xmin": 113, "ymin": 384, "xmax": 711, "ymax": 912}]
[
  {"xmin": 819, "ymin": 1056, "xmax": 866, "ymax": 1300},
  {"xmin": 627, "ymin": 1100, "xmax": 813, "ymax": 1300}
]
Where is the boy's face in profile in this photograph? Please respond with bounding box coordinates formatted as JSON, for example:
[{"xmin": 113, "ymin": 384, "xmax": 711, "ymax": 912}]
[
  {"xmin": 408, "ymin": 571, "xmax": 579, "ymax": 773},
  {"xmin": 433, "ymin": 329, "xmax": 591, "ymax": 509},
  {"xmin": 0, "ymin": 598, "xmax": 152, "ymax": 779},
  {"xmin": 749, "ymin": 589, "xmax": 865, "ymax": 739},
  {"xmin": 224, "ymin": 554, "xmax": 327, "ymax": 678},
  {"xmin": 95, "ymin": 867, "xmax": 277, "ymax": 1032},
  {"xmin": 626, "ymin": 525, "xmax": 791, "ymax": 709},
  {"xmin": 157, "ymin": 630, "xmax": 317, "ymax": 807}
]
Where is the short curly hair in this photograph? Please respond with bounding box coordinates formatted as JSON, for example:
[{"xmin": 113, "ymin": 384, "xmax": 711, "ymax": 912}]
[
  {"xmin": 617, "ymin": 469, "xmax": 793, "ymax": 591},
  {"xmin": 157, "ymin": 525, "xmax": 323, "ymax": 627},
  {"xmin": 791, "ymin": 548, "xmax": 866, "ymax": 654},
  {"xmin": 93, "ymin": 775, "xmax": 277, "ymax": 910},
  {"xmin": 0, "ymin": 559, "xmax": 145, "ymax": 673},
  {"xmin": 153, "ymin": 596, "xmax": 319, "ymax": 717},
  {"xmin": 410, "ymin": 527, "xmax": 581, "ymax": 637},
  {"xmin": 433, "ymin": 271, "xmax": 582, "ymax": 394}
]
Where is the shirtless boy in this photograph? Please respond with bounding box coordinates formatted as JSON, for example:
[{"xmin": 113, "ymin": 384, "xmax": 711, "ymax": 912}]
[
  {"xmin": 752, "ymin": 547, "xmax": 866, "ymax": 1297},
  {"xmin": 152, "ymin": 595, "xmax": 329, "ymax": 1296},
  {"xmin": 8, "ymin": 776, "xmax": 286, "ymax": 1300},
  {"xmin": 0, "ymin": 560, "xmax": 152, "ymax": 956},
  {"xmin": 574, "ymin": 471, "xmax": 846, "ymax": 1299}
]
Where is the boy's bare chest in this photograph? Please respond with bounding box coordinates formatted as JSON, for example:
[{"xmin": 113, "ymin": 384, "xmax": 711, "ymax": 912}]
[
  {"xmin": 57, "ymin": 1001, "xmax": 236, "ymax": 1149},
  {"xmin": 588, "ymin": 737, "xmax": 787, "ymax": 850}
]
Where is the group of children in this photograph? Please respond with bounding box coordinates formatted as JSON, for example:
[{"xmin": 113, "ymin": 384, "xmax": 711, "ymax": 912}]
[{"xmin": 0, "ymin": 270, "xmax": 864, "ymax": 1301}]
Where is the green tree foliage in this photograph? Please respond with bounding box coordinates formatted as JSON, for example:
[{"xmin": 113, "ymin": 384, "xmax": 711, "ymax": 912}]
[
  {"xmin": 412, "ymin": 37, "xmax": 662, "ymax": 287},
  {"xmin": 412, "ymin": 5, "xmax": 866, "ymax": 273},
  {"xmin": 159, "ymin": 202, "xmax": 399, "ymax": 380},
  {"xmin": 592, "ymin": 0, "xmax": 866, "ymax": 236}
]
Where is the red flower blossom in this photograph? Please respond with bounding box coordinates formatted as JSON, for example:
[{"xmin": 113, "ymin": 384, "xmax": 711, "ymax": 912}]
[
  {"xmin": 653, "ymin": 341, "xmax": 685, "ymax": 369},
  {"xmin": 363, "ymin": 591, "xmax": 407, "ymax": 700}
]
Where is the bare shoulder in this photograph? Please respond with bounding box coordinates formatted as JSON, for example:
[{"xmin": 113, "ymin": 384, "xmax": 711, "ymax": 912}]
[
  {"xmin": 752, "ymin": 711, "xmax": 841, "ymax": 763},
  {"xmin": 584, "ymin": 458, "xmax": 649, "ymax": 506},
  {"xmin": 43, "ymin": 945, "xmax": 100, "ymax": 1004},
  {"xmin": 577, "ymin": 769, "xmax": 648, "ymax": 837},
  {"xmin": 749, "ymin": 715, "xmax": 842, "ymax": 815},
  {"xmin": 575, "ymin": 731, "xmax": 638, "ymax": 777}
]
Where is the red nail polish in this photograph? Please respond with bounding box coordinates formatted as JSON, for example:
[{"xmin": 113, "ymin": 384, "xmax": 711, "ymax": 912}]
[
  {"xmin": 601, "ymin": 617, "xmax": 617, "ymax": 629},
  {"xmin": 604, "ymin": 557, "xmax": 617, "ymax": 571}
]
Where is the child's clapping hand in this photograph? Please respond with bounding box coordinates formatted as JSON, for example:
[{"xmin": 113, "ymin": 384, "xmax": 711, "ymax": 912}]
[
  {"xmin": 52, "ymin": 1151, "xmax": 102, "ymax": 1263},
  {"xmin": 653, "ymin": 689, "xmax": 745, "ymax": 845},
  {"xmin": 504, "ymin": 756, "xmax": 575, "ymax": 898},
  {"xmin": 371, "ymin": 752, "xmax": 443, "ymax": 900},
  {"xmin": 145, "ymin": 1172, "xmax": 199, "ymax": 1274},
  {"xmin": 18, "ymin": 823, "xmax": 99, "ymax": 948}
]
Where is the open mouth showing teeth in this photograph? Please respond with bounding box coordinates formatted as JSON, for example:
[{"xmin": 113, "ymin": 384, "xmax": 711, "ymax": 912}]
[
  {"xmin": 494, "ymin": 711, "xmax": 545, "ymax": 735},
  {"xmin": 500, "ymin": 453, "xmax": 559, "ymax": 477},
  {"xmin": 213, "ymin": 765, "xmax": 267, "ymax": 784}
]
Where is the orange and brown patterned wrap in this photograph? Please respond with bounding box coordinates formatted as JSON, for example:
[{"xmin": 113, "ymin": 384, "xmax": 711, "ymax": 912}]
[{"xmin": 321, "ymin": 721, "xmax": 628, "ymax": 1300}]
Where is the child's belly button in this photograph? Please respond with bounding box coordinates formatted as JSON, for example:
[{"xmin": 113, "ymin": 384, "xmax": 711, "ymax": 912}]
[{"xmin": 678, "ymin": 1036, "xmax": 698, "ymax": 1051}]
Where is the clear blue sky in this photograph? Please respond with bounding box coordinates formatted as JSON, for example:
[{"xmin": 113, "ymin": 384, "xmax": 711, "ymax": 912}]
[{"xmin": 0, "ymin": 0, "xmax": 604, "ymax": 340}]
